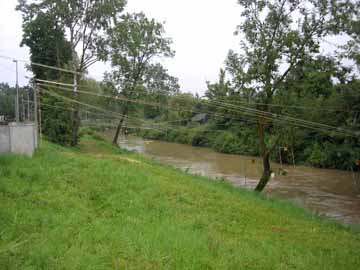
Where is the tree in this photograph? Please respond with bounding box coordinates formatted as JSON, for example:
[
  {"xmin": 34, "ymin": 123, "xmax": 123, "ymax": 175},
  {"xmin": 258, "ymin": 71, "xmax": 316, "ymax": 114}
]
[
  {"xmin": 106, "ymin": 12, "xmax": 174, "ymax": 145},
  {"xmin": 20, "ymin": 10, "xmax": 76, "ymax": 145},
  {"xmin": 142, "ymin": 64, "xmax": 180, "ymax": 119},
  {"xmin": 0, "ymin": 83, "xmax": 16, "ymax": 120},
  {"xmin": 17, "ymin": 0, "xmax": 127, "ymax": 145},
  {"xmin": 205, "ymin": 69, "xmax": 232, "ymax": 101},
  {"xmin": 228, "ymin": 0, "xmax": 349, "ymax": 192}
]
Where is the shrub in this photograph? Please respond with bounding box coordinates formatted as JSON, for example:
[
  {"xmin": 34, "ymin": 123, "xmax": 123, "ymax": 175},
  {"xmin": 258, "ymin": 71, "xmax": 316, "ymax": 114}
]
[
  {"xmin": 304, "ymin": 143, "xmax": 328, "ymax": 168},
  {"xmin": 139, "ymin": 129, "xmax": 165, "ymax": 140},
  {"xmin": 212, "ymin": 132, "xmax": 242, "ymax": 154},
  {"xmin": 42, "ymin": 98, "xmax": 75, "ymax": 146}
]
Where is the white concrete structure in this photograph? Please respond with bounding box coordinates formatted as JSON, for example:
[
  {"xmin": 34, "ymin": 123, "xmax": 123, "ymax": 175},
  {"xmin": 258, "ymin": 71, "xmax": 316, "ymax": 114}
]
[{"xmin": 0, "ymin": 123, "xmax": 38, "ymax": 157}]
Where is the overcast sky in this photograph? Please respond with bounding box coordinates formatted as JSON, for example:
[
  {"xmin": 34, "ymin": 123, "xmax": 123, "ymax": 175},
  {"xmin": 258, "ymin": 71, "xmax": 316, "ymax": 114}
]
[{"xmin": 0, "ymin": 0, "xmax": 242, "ymax": 95}]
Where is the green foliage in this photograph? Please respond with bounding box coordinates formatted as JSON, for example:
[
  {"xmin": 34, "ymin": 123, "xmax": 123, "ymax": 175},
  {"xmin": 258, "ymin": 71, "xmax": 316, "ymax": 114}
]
[
  {"xmin": 213, "ymin": 132, "xmax": 242, "ymax": 154},
  {"xmin": 19, "ymin": 10, "xmax": 75, "ymax": 146},
  {"xmin": 0, "ymin": 83, "xmax": 16, "ymax": 120},
  {"xmin": 304, "ymin": 143, "xmax": 328, "ymax": 168},
  {"xmin": 17, "ymin": 0, "xmax": 128, "ymax": 146},
  {"xmin": 189, "ymin": 127, "xmax": 211, "ymax": 147},
  {"xmin": 20, "ymin": 11, "xmax": 72, "ymax": 81},
  {"xmin": 17, "ymin": 0, "xmax": 127, "ymax": 70},
  {"xmin": 304, "ymin": 142, "xmax": 360, "ymax": 170},
  {"xmin": 138, "ymin": 129, "xmax": 165, "ymax": 140},
  {"xmin": 107, "ymin": 12, "xmax": 174, "ymax": 94},
  {"xmin": 142, "ymin": 64, "xmax": 180, "ymax": 119},
  {"xmin": 105, "ymin": 12, "xmax": 175, "ymax": 143}
]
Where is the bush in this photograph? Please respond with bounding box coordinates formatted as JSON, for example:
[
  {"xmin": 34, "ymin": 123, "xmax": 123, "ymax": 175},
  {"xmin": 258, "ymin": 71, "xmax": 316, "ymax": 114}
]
[
  {"xmin": 191, "ymin": 130, "xmax": 210, "ymax": 146},
  {"xmin": 42, "ymin": 97, "xmax": 76, "ymax": 146},
  {"xmin": 79, "ymin": 127, "xmax": 95, "ymax": 137},
  {"xmin": 212, "ymin": 132, "xmax": 242, "ymax": 154},
  {"xmin": 304, "ymin": 143, "xmax": 329, "ymax": 168},
  {"xmin": 138, "ymin": 129, "xmax": 165, "ymax": 140}
]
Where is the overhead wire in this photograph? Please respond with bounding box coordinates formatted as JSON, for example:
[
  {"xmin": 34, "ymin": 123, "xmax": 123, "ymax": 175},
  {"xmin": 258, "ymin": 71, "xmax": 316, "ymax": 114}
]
[
  {"xmin": 206, "ymin": 99, "xmax": 359, "ymax": 137},
  {"xmin": 0, "ymin": 54, "xmax": 82, "ymax": 75},
  {"xmin": 4, "ymin": 55, "xmax": 355, "ymax": 137},
  {"xmin": 34, "ymin": 75, "xmax": 360, "ymax": 113},
  {"xmin": 27, "ymin": 95, "xmax": 240, "ymax": 136},
  {"xmin": 38, "ymin": 86, "xmax": 167, "ymax": 131},
  {"xmin": 36, "ymin": 82, "xmax": 359, "ymax": 138},
  {"xmin": 37, "ymin": 82, "xmax": 264, "ymax": 125},
  {"xmin": 38, "ymin": 81, "xmax": 360, "ymax": 138}
]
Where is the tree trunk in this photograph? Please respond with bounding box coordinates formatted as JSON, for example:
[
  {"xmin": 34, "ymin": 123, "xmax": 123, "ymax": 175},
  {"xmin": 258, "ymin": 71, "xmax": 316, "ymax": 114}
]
[
  {"xmin": 112, "ymin": 103, "xmax": 129, "ymax": 145},
  {"xmin": 254, "ymin": 117, "xmax": 272, "ymax": 192},
  {"xmin": 255, "ymin": 151, "xmax": 271, "ymax": 192},
  {"xmin": 112, "ymin": 114, "xmax": 126, "ymax": 145}
]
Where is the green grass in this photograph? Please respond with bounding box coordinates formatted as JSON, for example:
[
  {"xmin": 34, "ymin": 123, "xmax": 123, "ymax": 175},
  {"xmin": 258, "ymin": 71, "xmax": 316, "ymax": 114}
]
[{"xmin": 0, "ymin": 136, "xmax": 359, "ymax": 269}]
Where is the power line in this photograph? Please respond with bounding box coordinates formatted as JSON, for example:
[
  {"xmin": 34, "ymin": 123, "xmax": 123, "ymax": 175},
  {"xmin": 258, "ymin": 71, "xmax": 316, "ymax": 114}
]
[
  {"xmin": 36, "ymin": 79, "xmax": 75, "ymax": 87},
  {"xmin": 37, "ymin": 82, "xmax": 263, "ymax": 125},
  {"xmin": 206, "ymin": 99, "xmax": 360, "ymax": 137},
  {"xmin": 0, "ymin": 54, "xmax": 82, "ymax": 75},
  {"xmin": 38, "ymin": 82, "xmax": 360, "ymax": 138},
  {"xmin": 33, "ymin": 75, "xmax": 360, "ymax": 114},
  {"xmin": 47, "ymin": 81, "xmax": 359, "ymax": 137},
  {"xmin": 26, "ymin": 98, "xmax": 234, "ymax": 135},
  {"xmin": 38, "ymin": 86, "xmax": 165, "ymax": 130}
]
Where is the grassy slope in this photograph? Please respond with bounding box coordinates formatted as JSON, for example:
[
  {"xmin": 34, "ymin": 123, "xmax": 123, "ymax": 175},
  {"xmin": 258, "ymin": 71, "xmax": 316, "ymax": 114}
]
[{"xmin": 0, "ymin": 137, "xmax": 359, "ymax": 269}]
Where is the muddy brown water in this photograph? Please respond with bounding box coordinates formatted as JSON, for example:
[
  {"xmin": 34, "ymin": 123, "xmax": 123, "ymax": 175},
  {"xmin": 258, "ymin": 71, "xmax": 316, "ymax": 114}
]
[{"xmin": 103, "ymin": 131, "xmax": 360, "ymax": 224}]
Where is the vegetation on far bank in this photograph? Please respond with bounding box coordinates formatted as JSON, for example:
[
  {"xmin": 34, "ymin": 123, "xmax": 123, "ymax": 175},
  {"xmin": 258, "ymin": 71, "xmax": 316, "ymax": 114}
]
[
  {"xmin": 83, "ymin": 123, "xmax": 360, "ymax": 171},
  {"xmin": 0, "ymin": 136, "xmax": 359, "ymax": 269}
]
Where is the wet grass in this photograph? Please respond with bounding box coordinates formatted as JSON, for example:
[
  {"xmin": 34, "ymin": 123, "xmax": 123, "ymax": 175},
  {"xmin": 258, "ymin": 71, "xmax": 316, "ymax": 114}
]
[{"xmin": 0, "ymin": 136, "xmax": 359, "ymax": 269}]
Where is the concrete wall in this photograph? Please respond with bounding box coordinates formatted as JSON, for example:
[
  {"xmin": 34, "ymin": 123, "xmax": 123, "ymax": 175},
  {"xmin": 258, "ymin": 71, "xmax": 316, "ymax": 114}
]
[
  {"xmin": 0, "ymin": 123, "xmax": 38, "ymax": 157},
  {"xmin": 0, "ymin": 125, "xmax": 10, "ymax": 154}
]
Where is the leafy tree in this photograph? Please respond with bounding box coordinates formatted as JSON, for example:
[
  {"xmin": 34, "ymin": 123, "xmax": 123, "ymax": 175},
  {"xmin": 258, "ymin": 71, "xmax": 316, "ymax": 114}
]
[
  {"xmin": 205, "ymin": 69, "xmax": 232, "ymax": 101},
  {"xmin": 0, "ymin": 83, "xmax": 16, "ymax": 120},
  {"xmin": 20, "ymin": 11, "xmax": 75, "ymax": 146},
  {"xmin": 20, "ymin": 11, "xmax": 72, "ymax": 81},
  {"xmin": 106, "ymin": 12, "xmax": 174, "ymax": 144},
  {"xmin": 228, "ymin": 0, "xmax": 350, "ymax": 192},
  {"xmin": 17, "ymin": 0, "xmax": 127, "ymax": 145},
  {"xmin": 142, "ymin": 64, "xmax": 180, "ymax": 119}
]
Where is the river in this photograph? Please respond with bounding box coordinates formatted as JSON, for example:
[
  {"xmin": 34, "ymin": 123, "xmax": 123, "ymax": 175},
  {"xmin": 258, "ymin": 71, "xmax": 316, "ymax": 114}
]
[{"xmin": 103, "ymin": 131, "xmax": 360, "ymax": 224}]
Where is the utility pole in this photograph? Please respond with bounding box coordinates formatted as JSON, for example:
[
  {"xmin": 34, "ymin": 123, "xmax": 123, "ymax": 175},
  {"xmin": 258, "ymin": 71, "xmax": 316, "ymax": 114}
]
[
  {"xmin": 22, "ymin": 94, "xmax": 25, "ymax": 121},
  {"xmin": 34, "ymin": 84, "xmax": 38, "ymax": 125},
  {"xmin": 13, "ymin": 59, "xmax": 19, "ymax": 122},
  {"xmin": 38, "ymin": 86, "xmax": 42, "ymax": 147},
  {"xmin": 27, "ymin": 88, "xmax": 30, "ymax": 120}
]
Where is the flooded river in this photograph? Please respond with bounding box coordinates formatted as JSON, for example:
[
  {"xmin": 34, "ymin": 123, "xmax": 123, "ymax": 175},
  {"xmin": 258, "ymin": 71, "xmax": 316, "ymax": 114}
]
[{"xmin": 104, "ymin": 131, "xmax": 360, "ymax": 224}]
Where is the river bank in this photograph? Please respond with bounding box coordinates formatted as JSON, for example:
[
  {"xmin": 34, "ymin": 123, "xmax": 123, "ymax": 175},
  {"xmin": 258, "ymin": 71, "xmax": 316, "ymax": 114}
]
[
  {"xmin": 101, "ymin": 130, "xmax": 360, "ymax": 225},
  {"xmin": 0, "ymin": 135, "xmax": 360, "ymax": 269},
  {"xmin": 133, "ymin": 123, "xmax": 360, "ymax": 171}
]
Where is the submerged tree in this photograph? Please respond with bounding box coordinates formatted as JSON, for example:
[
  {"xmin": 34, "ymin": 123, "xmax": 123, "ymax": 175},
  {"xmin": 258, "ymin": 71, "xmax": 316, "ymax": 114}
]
[
  {"xmin": 106, "ymin": 12, "xmax": 174, "ymax": 145},
  {"xmin": 228, "ymin": 0, "xmax": 352, "ymax": 192}
]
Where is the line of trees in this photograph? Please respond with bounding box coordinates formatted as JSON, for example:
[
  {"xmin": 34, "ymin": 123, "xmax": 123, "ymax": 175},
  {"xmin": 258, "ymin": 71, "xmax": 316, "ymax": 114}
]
[
  {"xmin": 5, "ymin": 0, "xmax": 358, "ymax": 193},
  {"xmin": 16, "ymin": 0, "xmax": 177, "ymax": 146},
  {"xmin": 135, "ymin": 0, "xmax": 360, "ymax": 192}
]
